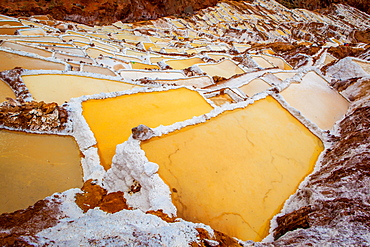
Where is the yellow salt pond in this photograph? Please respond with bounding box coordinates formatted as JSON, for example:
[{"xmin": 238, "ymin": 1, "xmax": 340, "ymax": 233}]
[
  {"xmin": 280, "ymin": 71, "xmax": 349, "ymax": 130},
  {"xmin": 239, "ymin": 78, "xmax": 271, "ymax": 97},
  {"xmin": 198, "ymin": 59, "xmax": 245, "ymax": 78},
  {"xmin": 0, "ymin": 79, "xmax": 15, "ymax": 102},
  {"xmin": 0, "ymin": 49, "xmax": 66, "ymax": 71},
  {"xmin": 82, "ymin": 88, "xmax": 213, "ymax": 169},
  {"xmin": 22, "ymin": 74, "xmax": 138, "ymax": 105},
  {"xmin": 0, "ymin": 129, "xmax": 83, "ymax": 214},
  {"xmin": 141, "ymin": 96, "xmax": 324, "ymax": 241},
  {"xmin": 131, "ymin": 62, "xmax": 160, "ymax": 70},
  {"xmin": 165, "ymin": 57, "xmax": 205, "ymax": 70},
  {"xmin": 0, "ymin": 41, "xmax": 53, "ymax": 58}
]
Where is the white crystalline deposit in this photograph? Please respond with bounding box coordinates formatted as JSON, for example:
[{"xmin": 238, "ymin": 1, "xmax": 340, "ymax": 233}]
[
  {"xmin": 326, "ymin": 57, "xmax": 369, "ymax": 80},
  {"xmin": 103, "ymin": 136, "xmax": 177, "ymax": 216},
  {"xmin": 35, "ymin": 190, "xmax": 203, "ymax": 247}
]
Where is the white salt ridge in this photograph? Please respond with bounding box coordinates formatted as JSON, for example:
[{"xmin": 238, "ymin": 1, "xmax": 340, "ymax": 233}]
[{"xmin": 35, "ymin": 189, "xmax": 209, "ymax": 247}]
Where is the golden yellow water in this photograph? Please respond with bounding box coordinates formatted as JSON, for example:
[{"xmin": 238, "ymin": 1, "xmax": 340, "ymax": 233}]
[
  {"xmin": 0, "ymin": 79, "xmax": 15, "ymax": 102},
  {"xmin": 131, "ymin": 62, "xmax": 160, "ymax": 70},
  {"xmin": 82, "ymin": 88, "xmax": 213, "ymax": 170},
  {"xmin": 141, "ymin": 96, "xmax": 324, "ymax": 241},
  {"xmin": 0, "ymin": 129, "xmax": 83, "ymax": 214},
  {"xmin": 22, "ymin": 74, "xmax": 138, "ymax": 104}
]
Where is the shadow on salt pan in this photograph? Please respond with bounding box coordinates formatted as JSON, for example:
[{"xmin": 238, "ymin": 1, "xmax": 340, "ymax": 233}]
[{"xmin": 141, "ymin": 96, "xmax": 324, "ymax": 242}]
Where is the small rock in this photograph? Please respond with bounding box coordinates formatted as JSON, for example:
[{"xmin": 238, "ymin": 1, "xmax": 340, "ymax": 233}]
[{"xmin": 132, "ymin": 124, "xmax": 154, "ymax": 140}]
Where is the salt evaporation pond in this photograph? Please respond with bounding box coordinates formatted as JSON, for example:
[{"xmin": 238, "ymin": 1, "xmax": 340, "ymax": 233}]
[
  {"xmin": 0, "ymin": 129, "xmax": 82, "ymax": 214},
  {"xmin": 141, "ymin": 96, "xmax": 324, "ymax": 241},
  {"xmin": 82, "ymin": 88, "xmax": 213, "ymax": 169}
]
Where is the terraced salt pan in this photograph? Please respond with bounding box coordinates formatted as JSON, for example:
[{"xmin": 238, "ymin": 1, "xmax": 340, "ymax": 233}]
[
  {"xmin": 0, "ymin": 41, "xmax": 53, "ymax": 57},
  {"xmin": 165, "ymin": 57, "xmax": 205, "ymax": 70},
  {"xmin": 0, "ymin": 79, "xmax": 15, "ymax": 102},
  {"xmin": 198, "ymin": 59, "xmax": 245, "ymax": 78},
  {"xmin": 153, "ymin": 76, "xmax": 214, "ymax": 88},
  {"xmin": 22, "ymin": 73, "xmax": 138, "ymax": 105},
  {"xmin": 207, "ymin": 91, "xmax": 235, "ymax": 106},
  {"xmin": 81, "ymin": 64, "xmax": 116, "ymax": 76},
  {"xmin": 262, "ymin": 55, "xmax": 292, "ymax": 70},
  {"xmin": 17, "ymin": 28, "xmax": 46, "ymax": 36},
  {"xmin": 280, "ymin": 71, "xmax": 350, "ymax": 130},
  {"xmin": 239, "ymin": 78, "xmax": 272, "ymax": 97},
  {"xmin": 353, "ymin": 59, "xmax": 370, "ymax": 74},
  {"xmin": 0, "ymin": 129, "xmax": 82, "ymax": 214},
  {"xmin": 273, "ymin": 72, "xmax": 297, "ymax": 80},
  {"xmin": 0, "ymin": 26, "xmax": 28, "ymax": 35},
  {"xmin": 119, "ymin": 70, "xmax": 186, "ymax": 80},
  {"xmin": 251, "ymin": 55, "xmax": 275, "ymax": 69},
  {"xmin": 130, "ymin": 62, "xmax": 160, "ymax": 70},
  {"xmin": 0, "ymin": 49, "xmax": 67, "ymax": 71},
  {"xmin": 141, "ymin": 96, "xmax": 323, "ymax": 241},
  {"xmin": 0, "ymin": 35, "xmax": 61, "ymax": 42},
  {"xmin": 81, "ymin": 88, "xmax": 213, "ymax": 170}
]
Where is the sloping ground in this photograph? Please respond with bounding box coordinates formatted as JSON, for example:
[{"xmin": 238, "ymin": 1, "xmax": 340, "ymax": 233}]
[
  {"xmin": 0, "ymin": 0, "xmax": 369, "ymax": 245},
  {"xmin": 0, "ymin": 0, "xmax": 218, "ymax": 25}
]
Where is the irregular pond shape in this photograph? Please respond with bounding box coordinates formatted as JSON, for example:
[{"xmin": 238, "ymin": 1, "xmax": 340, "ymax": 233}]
[
  {"xmin": 273, "ymin": 72, "xmax": 297, "ymax": 81},
  {"xmin": 280, "ymin": 71, "xmax": 350, "ymax": 130},
  {"xmin": 141, "ymin": 96, "xmax": 324, "ymax": 241},
  {"xmin": 251, "ymin": 56, "xmax": 274, "ymax": 69},
  {"xmin": 82, "ymin": 88, "xmax": 213, "ymax": 169},
  {"xmin": 0, "ymin": 129, "xmax": 83, "ymax": 214},
  {"xmin": 165, "ymin": 57, "xmax": 205, "ymax": 70},
  {"xmin": 119, "ymin": 70, "xmax": 185, "ymax": 80},
  {"xmin": 198, "ymin": 59, "xmax": 245, "ymax": 78},
  {"xmin": 239, "ymin": 78, "xmax": 271, "ymax": 97},
  {"xmin": 0, "ymin": 49, "xmax": 66, "ymax": 71},
  {"xmin": 82, "ymin": 65, "xmax": 116, "ymax": 76},
  {"xmin": 0, "ymin": 41, "xmax": 53, "ymax": 57},
  {"xmin": 130, "ymin": 62, "xmax": 160, "ymax": 70},
  {"xmin": 261, "ymin": 55, "xmax": 292, "ymax": 70},
  {"xmin": 22, "ymin": 74, "xmax": 138, "ymax": 104}
]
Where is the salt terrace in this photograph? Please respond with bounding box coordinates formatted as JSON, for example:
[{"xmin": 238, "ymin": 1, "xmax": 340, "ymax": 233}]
[{"xmin": 0, "ymin": 0, "xmax": 369, "ymax": 245}]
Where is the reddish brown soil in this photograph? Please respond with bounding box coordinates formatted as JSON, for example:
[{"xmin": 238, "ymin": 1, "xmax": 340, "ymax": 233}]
[
  {"xmin": 75, "ymin": 179, "xmax": 131, "ymax": 213},
  {"xmin": 0, "ymin": 0, "xmax": 218, "ymax": 25},
  {"xmin": 276, "ymin": 0, "xmax": 370, "ymax": 15},
  {"xmin": 191, "ymin": 227, "xmax": 242, "ymax": 247},
  {"xmin": 0, "ymin": 195, "xmax": 63, "ymax": 246}
]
